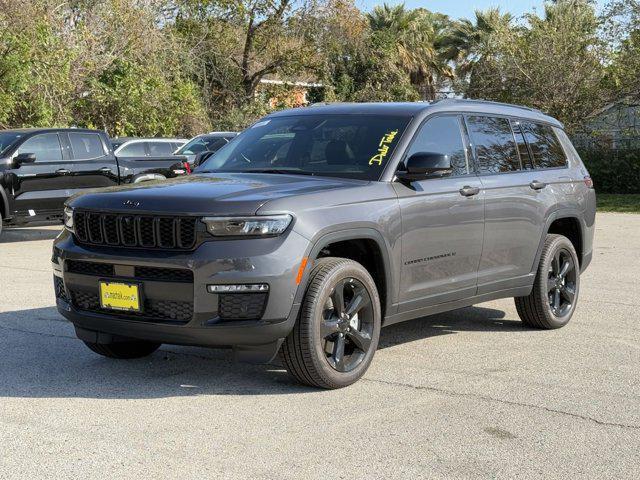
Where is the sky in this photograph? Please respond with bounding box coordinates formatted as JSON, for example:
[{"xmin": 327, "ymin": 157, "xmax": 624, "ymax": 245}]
[{"xmin": 357, "ymin": 0, "xmax": 607, "ymax": 20}]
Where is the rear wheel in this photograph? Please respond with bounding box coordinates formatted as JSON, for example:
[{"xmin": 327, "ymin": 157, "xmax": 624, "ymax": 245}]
[
  {"xmin": 83, "ymin": 340, "xmax": 161, "ymax": 359},
  {"xmin": 515, "ymin": 234, "xmax": 580, "ymax": 329},
  {"xmin": 281, "ymin": 257, "xmax": 381, "ymax": 389}
]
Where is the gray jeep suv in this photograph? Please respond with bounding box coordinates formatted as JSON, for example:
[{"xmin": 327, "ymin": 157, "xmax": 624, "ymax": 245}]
[{"xmin": 52, "ymin": 100, "xmax": 596, "ymax": 389}]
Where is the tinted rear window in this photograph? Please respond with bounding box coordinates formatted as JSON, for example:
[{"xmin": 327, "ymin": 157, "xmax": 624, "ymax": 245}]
[
  {"xmin": 466, "ymin": 116, "xmax": 521, "ymax": 173},
  {"xmin": 69, "ymin": 133, "xmax": 105, "ymax": 160},
  {"xmin": 520, "ymin": 122, "xmax": 567, "ymax": 169}
]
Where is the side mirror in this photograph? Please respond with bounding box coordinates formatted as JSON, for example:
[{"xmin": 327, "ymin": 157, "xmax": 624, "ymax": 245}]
[
  {"xmin": 194, "ymin": 151, "xmax": 214, "ymax": 168},
  {"xmin": 14, "ymin": 152, "xmax": 36, "ymax": 166},
  {"xmin": 396, "ymin": 152, "xmax": 451, "ymax": 181}
]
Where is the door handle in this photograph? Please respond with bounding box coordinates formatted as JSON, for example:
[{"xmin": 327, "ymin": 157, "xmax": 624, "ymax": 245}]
[
  {"xmin": 459, "ymin": 185, "xmax": 480, "ymax": 197},
  {"xmin": 100, "ymin": 167, "xmax": 112, "ymax": 173},
  {"xmin": 530, "ymin": 180, "xmax": 547, "ymax": 190},
  {"xmin": 56, "ymin": 168, "xmax": 71, "ymax": 175}
]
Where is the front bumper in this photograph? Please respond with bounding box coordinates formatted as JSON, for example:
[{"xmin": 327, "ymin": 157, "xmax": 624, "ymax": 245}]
[{"xmin": 52, "ymin": 229, "xmax": 310, "ymax": 362}]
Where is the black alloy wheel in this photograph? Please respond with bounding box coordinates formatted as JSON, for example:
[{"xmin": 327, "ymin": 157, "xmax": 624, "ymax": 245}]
[
  {"xmin": 547, "ymin": 248, "xmax": 577, "ymax": 317},
  {"xmin": 321, "ymin": 277, "xmax": 374, "ymax": 373},
  {"xmin": 281, "ymin": 257, "xmax": 382, "ymax": 389},
  {"xmin": 515, "ymin": 234, "xmax": 581, "ymax": 329}
]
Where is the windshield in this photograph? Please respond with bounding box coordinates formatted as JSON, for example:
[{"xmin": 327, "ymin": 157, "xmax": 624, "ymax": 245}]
[
  {"xmin": 0, "ymin": 132, "xmax": 24, "ymax": 156},
  {"xmin": 177, "ymin": 136, "xmax": 231, "ymax": 155},
  {"xmin": 197, "ymin": 115, "xmax": 410, "ymax": 180}
]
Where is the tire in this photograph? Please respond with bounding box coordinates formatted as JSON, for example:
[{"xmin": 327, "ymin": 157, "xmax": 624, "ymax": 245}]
[
  {"xmin": 0, "ymin": 209, "xmax": 3, "ymax": 237},
  {"xmin": 281, "ymin": 257, "xmax": 382, "ymax": 389},
  {"xmin": 83, "ymin": 340, "xmax": 161, "ymax": 359},
  {"xmin": 515, "ymin": 234, "xmax": 580, "ymax": 329}
]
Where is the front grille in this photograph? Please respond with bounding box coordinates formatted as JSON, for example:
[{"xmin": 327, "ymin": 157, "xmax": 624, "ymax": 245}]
[
  {"xmin": 70, "ymin": 289, "xmax": 193, "ymax": 323},
  {"xmin": 74, "ymin": 211, "xmax": 197, "ymax": 250},
  {"xmin": 53, "ymin": 276, "xmax": 68, "ymax": 303},
  {"xmin": 219, "ymin": 293, "xmax": 268, "ymax": 321},
  {"xmin": 66, "ymin": 259, "xmax": 114, "ymax": 277}
]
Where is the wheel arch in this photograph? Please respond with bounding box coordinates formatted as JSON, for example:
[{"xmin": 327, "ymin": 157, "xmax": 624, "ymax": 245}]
[
  {"xmin": 533, "ymin": 210, "xmax": 586, "ymax": 272},
  {"xmin": 297, "ymin": 228, "xmax": 395, "ymax": 318}
]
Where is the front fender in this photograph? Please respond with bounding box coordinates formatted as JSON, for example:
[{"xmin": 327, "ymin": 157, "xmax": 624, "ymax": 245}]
[{"xmin": 293, "ymin": 227, "xmax": 397, "ymax": 318}]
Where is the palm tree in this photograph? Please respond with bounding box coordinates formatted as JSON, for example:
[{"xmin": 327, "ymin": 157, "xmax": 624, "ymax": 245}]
[
  {"xmin": 367, "ymin": 4, "xmax": 455, "ymax": 100},
  {"xmin": 443, "ymin": 8, "xmax": 513, "ymax": 80}
]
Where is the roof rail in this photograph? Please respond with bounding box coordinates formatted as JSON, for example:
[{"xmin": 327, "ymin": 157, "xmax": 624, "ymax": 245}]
[{"xmin": 433, "ymin": 98, "xmax": 544, "ymax": 114}]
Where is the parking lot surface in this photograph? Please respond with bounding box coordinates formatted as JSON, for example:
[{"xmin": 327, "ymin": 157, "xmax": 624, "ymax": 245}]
[{"xmin": 0, "ymin": 213, "xmax": 638, "ymax": 479}]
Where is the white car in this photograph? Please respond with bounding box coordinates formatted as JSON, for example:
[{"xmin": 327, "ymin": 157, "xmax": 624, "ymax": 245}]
[{"xmin": 111, "ymin": 137, "xmax": 188, "ymax": 158}]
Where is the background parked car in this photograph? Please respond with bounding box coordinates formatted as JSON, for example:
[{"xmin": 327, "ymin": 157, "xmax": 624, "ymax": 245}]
[
  {"xmin": 175, "ymin": 132, "xmax": 237, "ymax": 166},
  {"xmin": 0, "ymin": 128, "xmax": 190, "ymax": 234},
  {"xmin": 110, "ymin": 137, "xmax": 188, "ymax": 157}
]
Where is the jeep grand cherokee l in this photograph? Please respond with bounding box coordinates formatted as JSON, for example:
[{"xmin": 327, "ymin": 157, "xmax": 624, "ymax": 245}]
[{"xmin": 52, "ymin": 100, "xmax": 596, "ymax": 389}]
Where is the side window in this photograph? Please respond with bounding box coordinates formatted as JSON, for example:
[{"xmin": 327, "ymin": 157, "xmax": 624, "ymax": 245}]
[
  {"xmin": 521, "ymin": 122, "xmax": 567, "ymax": 169},
  {"xmin": 68, "ymin": 133, "xmax": 106, "ymax": 160},
  {"xmin": 407, "ymin": 116, "xmax": 468, "ymax": 176},
  {"xmin": 511, "ymin": 120, "xmax": 534, "ymax": 170},
  {"xmin": 466, "ymin": 116, "xmax": 521, "ymax": 173},
  {"xmin": 148, "ymin": 142, "xmax": 175, "ymax": 156},
  {"xmin": 17, "ymin": 133, "xmax": 63, "ymax": 162},
  {"xmin": 117, "ymin": 142, "xmax": 147, "ymax": 157}
]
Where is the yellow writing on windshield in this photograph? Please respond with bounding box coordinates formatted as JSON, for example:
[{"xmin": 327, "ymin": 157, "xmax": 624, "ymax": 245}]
[{"xmin": 369, "ymin": 130, "xmax": 399, "ymax": 165}]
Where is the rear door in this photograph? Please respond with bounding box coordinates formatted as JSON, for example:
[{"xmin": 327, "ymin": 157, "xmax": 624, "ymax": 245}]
[
  {"xmin": 11, "ymin": 132, "xmax": 70, "ymax": 216},
  {"xmin": 466, "ymin": 115, "xmax": 556, "ymax": 294},
  {"xmin": 394, "ymin": 114, "xmax": 485, "ymax": 310},
  {"xmin": 64, "ymin": 131, "xmax": 119, "ymax": 190}
]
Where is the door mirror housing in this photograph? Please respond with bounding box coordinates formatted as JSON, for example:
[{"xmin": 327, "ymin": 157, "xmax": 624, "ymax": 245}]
[
  {"xmin": 13, "ymin": 152, "xmax": 36, "ymax": 166},
  {"xmin": 396, "ymin": 152, "xmax": 451, "ymax": 181}
]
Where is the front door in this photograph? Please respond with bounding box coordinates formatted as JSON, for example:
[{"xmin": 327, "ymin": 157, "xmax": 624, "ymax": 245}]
[
  {"xmin": 11, "ymin": 132, "xmax": 70, "ymax": 216},
  {"xmin": 394, "ymin": 115, "xmax": 485, "ymax": 312}
]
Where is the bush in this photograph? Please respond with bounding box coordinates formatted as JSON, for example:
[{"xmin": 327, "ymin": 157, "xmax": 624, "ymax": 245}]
[{"xmin": 577, "ymin": 147, "xmax": 640, "ymax": 194}]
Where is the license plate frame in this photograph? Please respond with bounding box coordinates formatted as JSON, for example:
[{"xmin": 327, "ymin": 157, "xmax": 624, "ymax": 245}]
[{"xmin": 99, "ymin": 280, "xmax": 143, "ymax": 312}]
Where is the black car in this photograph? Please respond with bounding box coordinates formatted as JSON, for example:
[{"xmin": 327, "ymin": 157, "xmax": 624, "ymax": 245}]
[{"xmin": 0, "ymin": 128, "xmax": 189, "ymax": 233}]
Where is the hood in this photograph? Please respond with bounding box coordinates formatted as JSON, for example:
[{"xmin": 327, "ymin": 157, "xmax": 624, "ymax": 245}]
[{"xmin": 68, "ymin": 173, "xmax": 366, "ymax": 216}]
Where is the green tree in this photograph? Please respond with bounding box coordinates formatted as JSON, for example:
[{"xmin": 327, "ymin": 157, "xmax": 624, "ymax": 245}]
[{"xmin": 367, "ymin": 3, "xmax": 454, "ymax": 100}]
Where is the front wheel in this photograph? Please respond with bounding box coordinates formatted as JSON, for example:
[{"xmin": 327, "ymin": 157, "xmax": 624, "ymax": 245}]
[
  {"xmin": 281, "ymin": 257, "xmax": 381, "ymax": 389},
  {"xmin": 515, "ymin": 234, "xmax": 580, "ymax": 329}
]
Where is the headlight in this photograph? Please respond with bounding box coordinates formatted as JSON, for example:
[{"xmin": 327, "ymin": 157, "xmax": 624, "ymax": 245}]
[
  {"xmin": 63, "ymin": 207, "xmax": 74, "ymax": 231},
  {"xmin": 202, "ymin": 215, "xmax": 292, "ymax": 237}
]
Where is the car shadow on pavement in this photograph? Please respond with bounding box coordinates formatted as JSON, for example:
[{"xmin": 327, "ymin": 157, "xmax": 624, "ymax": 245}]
[
  {"xmin": 0, "ymin": 304, "xmax": 518, "ymax": 398},
  {"xmin": 378, "ymin": 305, "xmax": 530, "ymax": 349},
  {"xmin": 0, "ymin": 227, "xmax": 61, "ymax": 243}
]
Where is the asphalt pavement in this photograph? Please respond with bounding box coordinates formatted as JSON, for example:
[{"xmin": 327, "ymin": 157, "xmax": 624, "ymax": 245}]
[{"xmin": 0, "ymin": 213, "xmax": 638, "ymax": 479}]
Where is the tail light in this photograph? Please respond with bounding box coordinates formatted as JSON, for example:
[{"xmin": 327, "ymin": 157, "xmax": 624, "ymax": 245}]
[{"xmin": 584, "ymin": 176, "xmax": 594, "ymax": 189}]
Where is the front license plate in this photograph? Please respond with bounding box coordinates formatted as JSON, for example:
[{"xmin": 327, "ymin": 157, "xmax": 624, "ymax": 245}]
[{"xmin": 99, "ymin": 281, "xmax": 141, "ymax": 312}]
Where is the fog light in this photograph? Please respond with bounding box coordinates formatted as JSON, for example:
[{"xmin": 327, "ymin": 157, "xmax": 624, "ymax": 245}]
[{"xmin": 207, "ymin": 284, "xmax": 269, "ymax": 293}]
